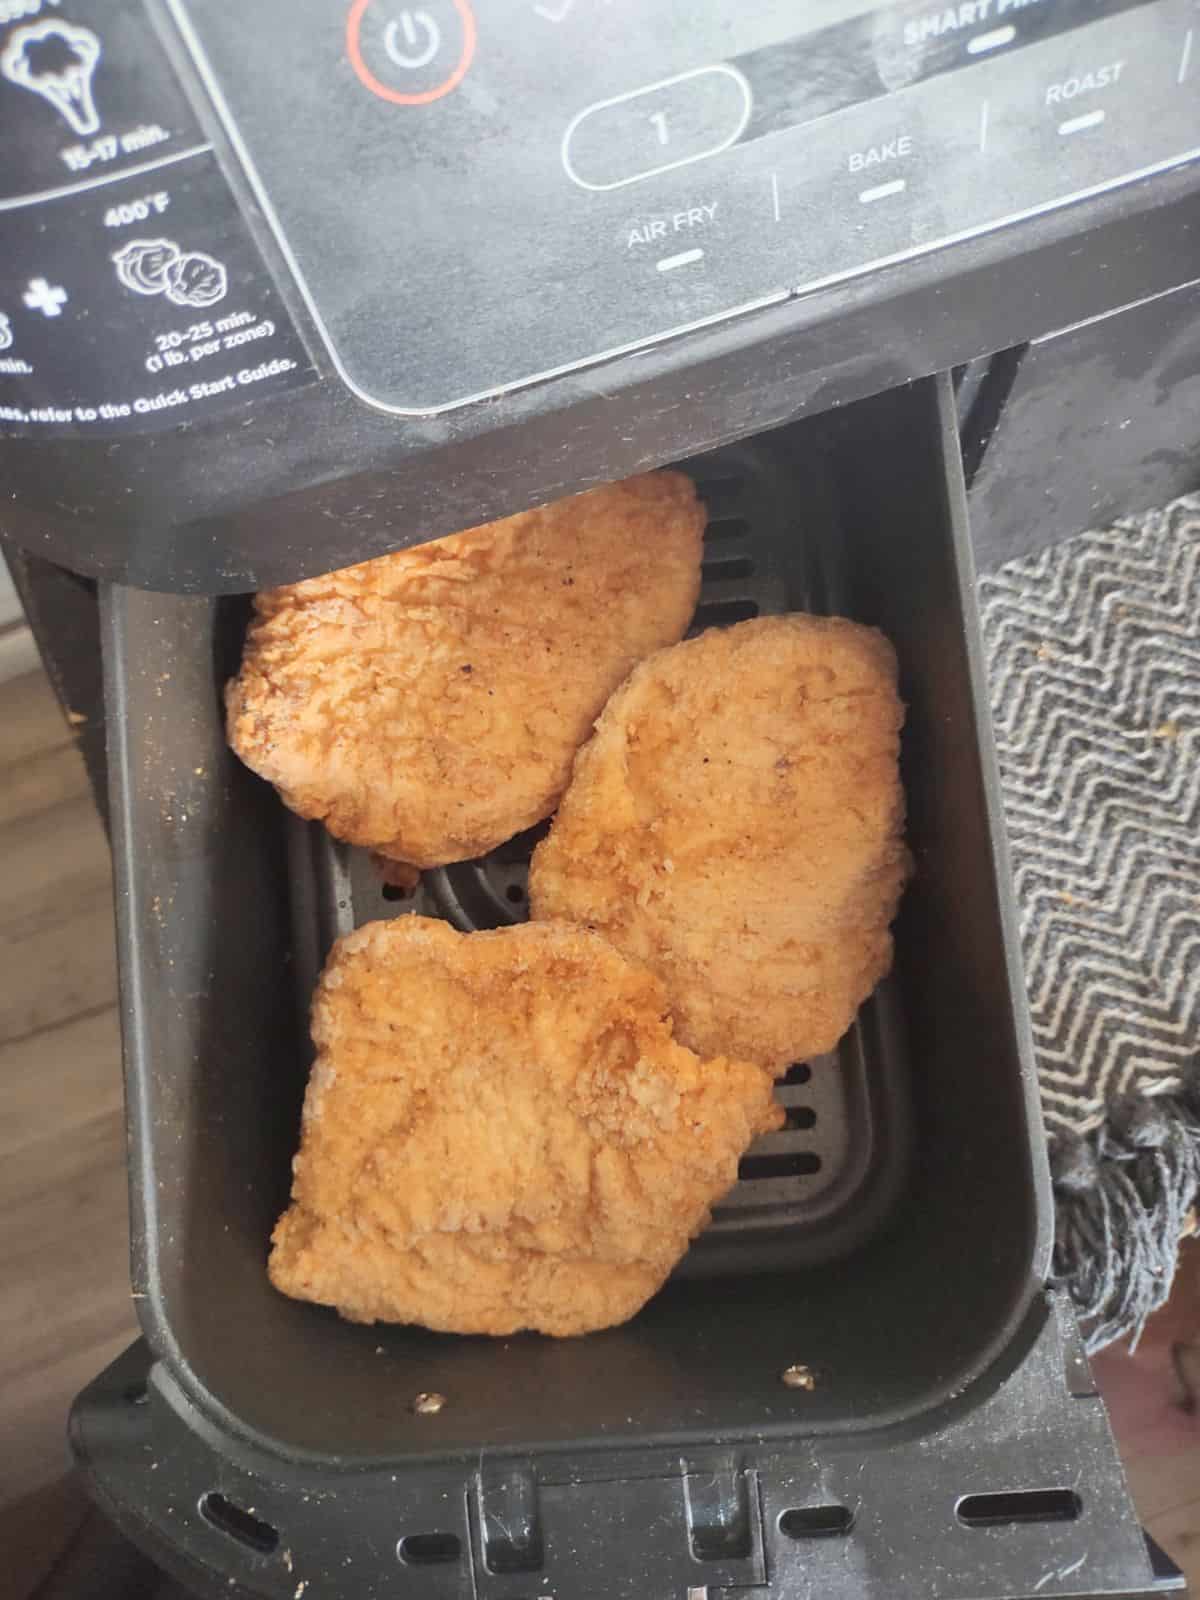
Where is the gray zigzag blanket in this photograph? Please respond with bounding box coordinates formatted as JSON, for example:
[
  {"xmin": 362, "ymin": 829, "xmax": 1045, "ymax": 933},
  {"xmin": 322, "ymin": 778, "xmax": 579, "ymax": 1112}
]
[{"xmin": 978, "ymin": 495, "xmax": 1200, "ymax": 1349}]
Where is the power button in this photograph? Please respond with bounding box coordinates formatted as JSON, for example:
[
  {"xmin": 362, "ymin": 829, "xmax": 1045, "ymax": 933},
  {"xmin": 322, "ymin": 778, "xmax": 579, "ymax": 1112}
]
[{"xmin": 346, "ymin": 0, "xmax": 476, "ymax": 106}]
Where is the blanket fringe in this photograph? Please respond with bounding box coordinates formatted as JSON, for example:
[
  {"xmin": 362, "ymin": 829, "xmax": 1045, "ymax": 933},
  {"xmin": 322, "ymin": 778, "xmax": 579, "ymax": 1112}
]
[{"xmin": 1051, "ymin": 1060, "xmax": 1200, "ymax": 1353}]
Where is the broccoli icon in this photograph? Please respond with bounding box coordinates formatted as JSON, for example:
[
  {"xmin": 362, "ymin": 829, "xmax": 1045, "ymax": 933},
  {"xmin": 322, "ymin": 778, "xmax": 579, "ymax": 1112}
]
[{"xmin": 1, "ymin": 20, "xmax": 102, "ymax": 138}]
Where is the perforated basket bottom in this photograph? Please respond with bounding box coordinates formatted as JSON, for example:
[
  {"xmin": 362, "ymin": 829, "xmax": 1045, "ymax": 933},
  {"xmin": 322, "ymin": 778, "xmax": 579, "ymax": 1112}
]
[{"xmin": 287, "ymin": 445, "xmax": 910, "ymax": 1274}]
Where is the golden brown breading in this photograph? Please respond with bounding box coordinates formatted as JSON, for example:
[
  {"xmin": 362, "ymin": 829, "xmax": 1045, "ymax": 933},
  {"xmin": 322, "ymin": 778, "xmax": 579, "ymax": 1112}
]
[
  {"xmin": 528, "ymin": 615, "xmax": 910, "ymax": 1073},
  {"xmin": 226, "ymin": 473, "xmax": 704, "ymax": 867},
  {"xmin": 269, "ymin": 917, "xmax": 781, "ymax": 1335}
]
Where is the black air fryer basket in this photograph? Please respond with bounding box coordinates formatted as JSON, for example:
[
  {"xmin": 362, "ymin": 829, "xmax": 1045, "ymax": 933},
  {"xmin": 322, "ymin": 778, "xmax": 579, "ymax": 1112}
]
[{"xmin": 72, "ymin": 377, "xmax": 1174, "ymax": 1600}]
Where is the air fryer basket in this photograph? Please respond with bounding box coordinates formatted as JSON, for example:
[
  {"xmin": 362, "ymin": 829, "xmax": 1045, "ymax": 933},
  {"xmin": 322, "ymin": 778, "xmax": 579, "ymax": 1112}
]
[
  {"xmin": 287, "ymin": 440, "xmax": 911, "ymax": 1277},
  {"xmin": 72, "ymin": 375, "xmax": 1166, "ymax": 1600}
]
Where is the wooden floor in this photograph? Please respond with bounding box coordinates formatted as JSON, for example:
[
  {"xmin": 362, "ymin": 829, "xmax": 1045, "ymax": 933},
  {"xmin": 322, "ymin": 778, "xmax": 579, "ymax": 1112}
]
[
  {"xmin": 0, "ymin": 663, "xmax": 1197, "ymax": 1596},
  {"xmin": 0, "ymin": 669, "xmax": 135, "ymax": 1595}
]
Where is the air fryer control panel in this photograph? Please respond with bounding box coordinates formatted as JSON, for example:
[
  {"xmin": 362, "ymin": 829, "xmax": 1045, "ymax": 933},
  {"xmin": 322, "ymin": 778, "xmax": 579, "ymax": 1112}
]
[
  {"xmin": 169, "ymin": 0, "xmax": 1200, "ymax": 416},
  {"xmin": 1, "ymin": 0, "xmax": 1197, "ymax": 438}
]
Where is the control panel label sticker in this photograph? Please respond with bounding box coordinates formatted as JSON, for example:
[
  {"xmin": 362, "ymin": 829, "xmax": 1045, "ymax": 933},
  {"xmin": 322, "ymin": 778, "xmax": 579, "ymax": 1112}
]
[
  {"xmin": 0, "ymin": 0, "xmax": 208, "ymax": 203},
  {"xmin": 0, "ymin": 149, "xmax": 315, "ymax": 436},
  {"xmin": 0, "ymin": 0, "xmax": 315, "ymax": 435}
]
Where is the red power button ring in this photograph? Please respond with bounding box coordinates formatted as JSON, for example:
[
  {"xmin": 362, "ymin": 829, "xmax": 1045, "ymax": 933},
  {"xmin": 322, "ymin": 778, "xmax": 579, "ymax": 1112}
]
[{"xmin": 346, "ymin": 0, "xmax": 476, "ymax": 105}]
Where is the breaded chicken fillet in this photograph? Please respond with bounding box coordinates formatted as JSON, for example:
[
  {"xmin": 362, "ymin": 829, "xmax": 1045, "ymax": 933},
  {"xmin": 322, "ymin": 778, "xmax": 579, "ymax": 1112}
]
[
  {"xmin": 528, "ymin": 615, "xmax": 909, "ymax": 1073},
  {"xmin": 269, "ymin": 917, "xmax": 781, "ymax": 1335},
  {"xmin": 227, "ymin": 473, "xmax": 704, "ymax": 867}
]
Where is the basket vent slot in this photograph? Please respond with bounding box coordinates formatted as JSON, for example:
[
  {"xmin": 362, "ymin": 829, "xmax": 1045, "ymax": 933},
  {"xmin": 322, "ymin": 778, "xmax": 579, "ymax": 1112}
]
[
  {"xmin": 957, "ymin": 1490, "xmax": 1081, "ymax": 1527},
  {"xmin": 199, "ymin": 1493, "xmax": 279, "ymax": 1554},
  {"xmin": 783, "ymin": 1104, "xmax": 817, "ymax": 1131},
  {"xmin": 779, "ymin": 1504, "xmax": 855, "ymax": 1539},
  {"xmin": 691, "ymin": 598, "xmax": 760, "ymax": 628},
  {"xmin": 702, "ymin": 555, "xmax": 756, "ymax": 581},
  {"xmin": 739, "ymin": 1150, "xmax": 822, "ymax": 1181},
  {"xmin": 695, "ymin": 476, "xmax": 747, "ymax": 515},
  {"xmin": 703, "ymin": 514, "xmax": 751, "ymax": 541},
  {"xmin": 398, "ymin": 1532, "xmax": 463, "ymax": 1564}
]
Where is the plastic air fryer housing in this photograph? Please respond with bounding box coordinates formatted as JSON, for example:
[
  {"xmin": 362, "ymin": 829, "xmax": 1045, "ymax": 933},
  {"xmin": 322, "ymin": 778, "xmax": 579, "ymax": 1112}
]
[{"xmin": 0, "ymin": 1, "xmax": 1195, "ymax": 1595}]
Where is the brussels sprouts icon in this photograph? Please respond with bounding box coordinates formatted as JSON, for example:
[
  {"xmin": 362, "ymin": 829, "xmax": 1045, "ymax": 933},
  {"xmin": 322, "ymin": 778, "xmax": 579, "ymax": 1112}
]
[
  {"xmin": 112, "ymin": 239, "xmax": 180, "ymax": 297},
  {"xmin": 112, "ymin": 239, "xmax": 228, "ymax": 309},
  {"xmin": 1, "ymin": 21, "xmax": 102, "ymax": 138},
  {"xmin": 164, "ymin": 251, "xmax": 228, "ymax": 309}
]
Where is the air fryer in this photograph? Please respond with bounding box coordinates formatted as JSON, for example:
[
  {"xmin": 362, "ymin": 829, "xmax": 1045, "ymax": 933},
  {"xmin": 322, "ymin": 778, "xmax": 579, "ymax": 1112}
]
[{"xmin": 1, "ymin": 1, "xmax": 1197, "ymax": 1597}]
